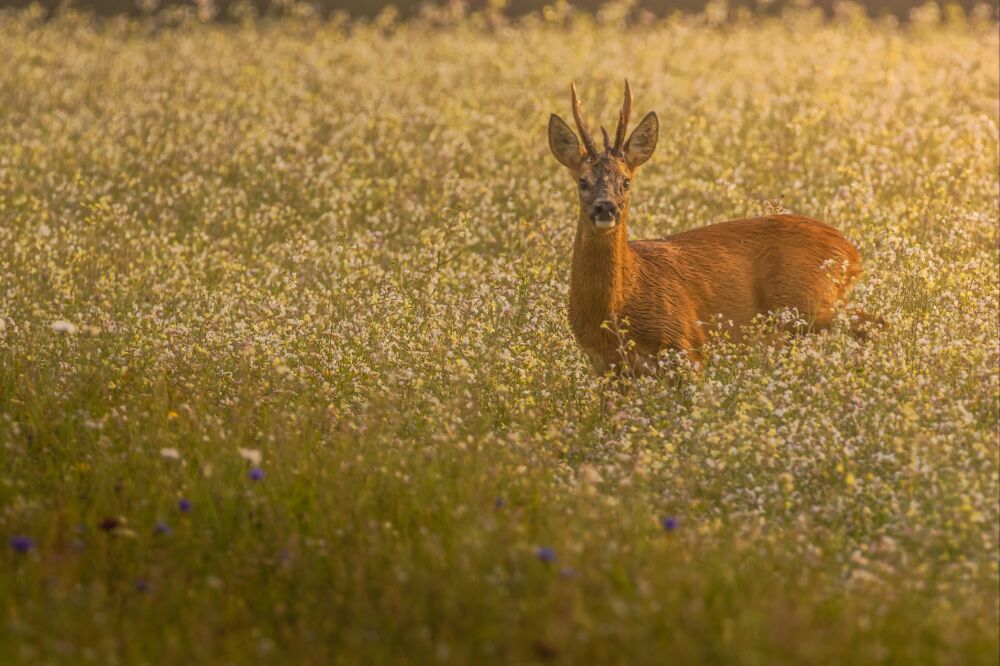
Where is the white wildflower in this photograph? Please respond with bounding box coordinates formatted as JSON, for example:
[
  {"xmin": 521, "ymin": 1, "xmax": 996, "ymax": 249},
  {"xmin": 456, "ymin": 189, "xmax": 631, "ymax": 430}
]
[
  {"xmin": 238, "ymin": 448, "xmax": 262, "ymax": 465},
  {"xmin": 50, "ymin": 320, "xmax": 78, "ymax": 334}
]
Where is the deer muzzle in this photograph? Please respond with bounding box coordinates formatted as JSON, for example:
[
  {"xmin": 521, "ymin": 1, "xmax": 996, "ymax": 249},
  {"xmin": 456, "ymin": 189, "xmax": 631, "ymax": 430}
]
[{"xmin": 591, "ymin": 200, "xmax": 619, "ymax": 229}]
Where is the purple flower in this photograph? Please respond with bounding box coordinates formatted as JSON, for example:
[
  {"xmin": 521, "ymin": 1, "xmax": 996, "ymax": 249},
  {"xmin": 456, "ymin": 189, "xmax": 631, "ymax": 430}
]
[
  {"xmin": 9, "ymin": 536, "xmax": 34, "ymax": 553},
  {"xmin": 178, "ymin": 499, "xmax": 192, "ymax": 513},
  {"xmin": 535, "ymin": 547, "xmax": 556, "ymax": 563},
  {"xmin": 249, "ymin": 467, "xmax": 264, "ymax": 482},
  {"xmin": 493, "ymin": 497, "xmax": 506, "ymax": 510},
  {"xmin": 153, "ymin": 521, "xmax": 172, "ymax": 537},
  {"xmin": 660, "ymin": 516, "xmax": 679, "ymax": 532},
  {"xmin": 134, "ymin": 579, "xmax": 150, "ymax": 593}
]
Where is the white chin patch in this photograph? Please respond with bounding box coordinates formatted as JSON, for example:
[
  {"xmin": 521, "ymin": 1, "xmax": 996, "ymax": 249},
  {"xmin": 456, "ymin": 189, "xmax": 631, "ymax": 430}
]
[{"xmin": 594, "ymin": 218, "xmax": 617, "ymax": 229}]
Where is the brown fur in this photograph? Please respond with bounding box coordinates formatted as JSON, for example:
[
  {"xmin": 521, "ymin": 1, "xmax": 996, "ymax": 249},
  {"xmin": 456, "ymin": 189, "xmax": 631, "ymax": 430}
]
[
  {"xmin": 550, "ymin": 83, "xmax": 866, "ymax": 376},
  {"xmin": 569, "ymin": 213, "xmax": 862, "ymax": 374}
]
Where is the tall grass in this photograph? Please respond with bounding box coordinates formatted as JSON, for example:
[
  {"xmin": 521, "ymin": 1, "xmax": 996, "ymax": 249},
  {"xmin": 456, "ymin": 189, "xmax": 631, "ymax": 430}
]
[{"xmin": 0, "ymin": 4, "xmax": 997, "ymax": 663}]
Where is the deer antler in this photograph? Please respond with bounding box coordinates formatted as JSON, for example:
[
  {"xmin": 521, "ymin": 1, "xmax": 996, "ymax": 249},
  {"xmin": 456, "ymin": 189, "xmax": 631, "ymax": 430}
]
[
  {"xmin": 571, "ymin": 82, "xmax": 598, "ymax": 160},
  {"xmin": 601, "ymin": 126, "xmax": 612, "ymax": 153},
  {"xmin": 613, "ymin": 79, "xmax": 632, "ymax": 155}
]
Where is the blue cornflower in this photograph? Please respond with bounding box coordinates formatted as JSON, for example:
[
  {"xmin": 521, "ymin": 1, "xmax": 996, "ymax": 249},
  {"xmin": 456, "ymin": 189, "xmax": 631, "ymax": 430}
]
[
  {"xmin": 494, "ymin": 497, "xmax": 506, "ymax": 510},
  {"xmin": 178, "ymin": 499, "xmax": 192, "ymax": 512},
  {"xmin": 249, "ymin": 467, "xmax": 264, "ymax": 482},
  {"xmin": 661, "ymin": 516, "xmax": 679, "ymax": 532},
  {"xmin": 134, "ymin": 579, "xmax": 150, "ymax": 593},
  {"xmin": 535, "ymin": 547, "xmax": 556, "ymax": 563},
  {"xmin": 9, "ymin": 536, "xmax": 34, "ymax": 553},
  {"xmin": 153, "ymin": 521, "xmax": 172, "ymax": 536}
]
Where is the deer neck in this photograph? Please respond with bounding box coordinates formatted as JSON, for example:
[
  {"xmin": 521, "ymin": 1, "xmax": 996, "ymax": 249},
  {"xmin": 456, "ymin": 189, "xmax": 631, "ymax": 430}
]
[{"xmin": 569, "ymin": 214, "xmax": 636, "ymax": 333}]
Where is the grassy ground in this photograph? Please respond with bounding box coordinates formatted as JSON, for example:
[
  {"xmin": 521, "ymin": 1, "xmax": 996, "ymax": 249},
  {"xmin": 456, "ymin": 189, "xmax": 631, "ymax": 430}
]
[{"xmin": 0, "ymin": 4, "xmax": 997, "ymax": 664}]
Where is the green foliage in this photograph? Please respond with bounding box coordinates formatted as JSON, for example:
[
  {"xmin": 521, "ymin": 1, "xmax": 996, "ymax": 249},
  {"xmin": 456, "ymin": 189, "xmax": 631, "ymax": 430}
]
[{"xmin": 0, "ymin": 6, "xmax": 997, "ymax": 664}]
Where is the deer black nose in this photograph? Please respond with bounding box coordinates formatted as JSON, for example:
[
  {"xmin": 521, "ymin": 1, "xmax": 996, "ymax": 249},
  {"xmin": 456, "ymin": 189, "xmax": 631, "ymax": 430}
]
[{"xmin": 593, "ymin": 201, "xmax": 617, "ymax": 219}]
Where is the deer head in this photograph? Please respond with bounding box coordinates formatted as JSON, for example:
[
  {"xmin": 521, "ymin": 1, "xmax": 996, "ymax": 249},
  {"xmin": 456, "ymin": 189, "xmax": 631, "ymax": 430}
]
[{"xmin": 548, "ymin": 81, "xmax": 659, "ymax": 232}]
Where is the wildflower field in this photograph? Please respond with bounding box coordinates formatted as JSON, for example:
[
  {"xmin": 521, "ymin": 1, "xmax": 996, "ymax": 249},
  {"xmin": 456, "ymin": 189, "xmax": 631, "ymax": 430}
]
[{"xmin": 0, "ymin": 4, "xmax": 998, "ymax": 664}]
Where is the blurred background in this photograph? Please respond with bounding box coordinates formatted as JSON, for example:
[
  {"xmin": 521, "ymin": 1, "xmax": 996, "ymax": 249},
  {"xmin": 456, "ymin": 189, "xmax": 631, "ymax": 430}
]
[{"xmin": 1, "ymin": 0, "xmax": 997, "ymax": 20}]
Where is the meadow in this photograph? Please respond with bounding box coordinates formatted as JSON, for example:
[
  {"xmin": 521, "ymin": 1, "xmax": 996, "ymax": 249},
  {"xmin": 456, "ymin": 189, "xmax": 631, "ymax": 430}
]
[{"xmin": 0, "ymin": 3, "xmax": 998, "ymax": 664}]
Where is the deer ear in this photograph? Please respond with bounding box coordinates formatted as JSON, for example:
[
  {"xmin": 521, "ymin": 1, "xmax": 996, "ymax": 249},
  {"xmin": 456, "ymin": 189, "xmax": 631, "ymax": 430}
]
[
  {"xmin": 624, "ymin": 111, "xmax": 658, "ymax": 168},
  {"xmin": 548, "ymin": 114, "xmax": 584, "ymax": 169}
]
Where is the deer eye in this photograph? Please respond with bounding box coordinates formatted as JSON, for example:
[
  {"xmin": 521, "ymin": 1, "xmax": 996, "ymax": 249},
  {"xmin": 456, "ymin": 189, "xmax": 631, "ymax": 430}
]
[
  {"xmin": 622, "ymin": 178, "xmax": 630, "ymax": 191},
  {"xmin": 578, "ymin": 178, "xmax": 589, "ymax": 190}
]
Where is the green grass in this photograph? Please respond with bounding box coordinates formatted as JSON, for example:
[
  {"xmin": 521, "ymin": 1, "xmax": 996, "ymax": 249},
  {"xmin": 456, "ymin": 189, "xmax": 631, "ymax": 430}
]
[{"xmin": 0, "ymin": 4, "xmax": 998, "ymax": 664}]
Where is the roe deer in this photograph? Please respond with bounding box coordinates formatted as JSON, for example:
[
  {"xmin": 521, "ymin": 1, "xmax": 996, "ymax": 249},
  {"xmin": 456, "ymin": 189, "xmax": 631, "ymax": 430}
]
[{"xmin": 548, "ymin": 81, "xmax": 872, "ymax": 376}]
